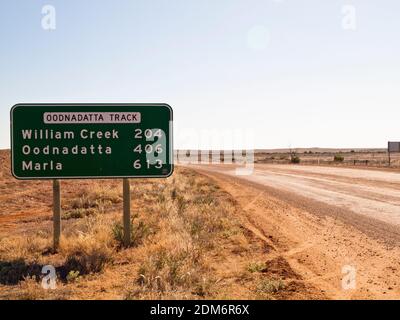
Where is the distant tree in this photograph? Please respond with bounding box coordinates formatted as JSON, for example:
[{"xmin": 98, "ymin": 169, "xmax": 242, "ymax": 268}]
[
  {"xmin": 334, "ymin": 154, "xmax": 344, "ymax": 162},
  {"xmin": 290, "ymin": 149, "xmax": 301, "ymax": 164},
  {"xmin": 291, "ymin": 156, "xmax": 300, "ymax": 164}
]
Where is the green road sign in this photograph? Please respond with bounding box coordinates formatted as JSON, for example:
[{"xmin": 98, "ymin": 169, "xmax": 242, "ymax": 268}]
[{"xmin": 10, "ymin": 104, "xmax": 173, "ymax": 179}]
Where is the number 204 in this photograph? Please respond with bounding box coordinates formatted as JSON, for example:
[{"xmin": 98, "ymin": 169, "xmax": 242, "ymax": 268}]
[{"xmin": 134, "ymin": 129, "xmax": 163, "ymax": 139}]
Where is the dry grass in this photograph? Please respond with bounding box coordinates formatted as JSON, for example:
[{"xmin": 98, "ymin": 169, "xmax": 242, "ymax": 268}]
[
  {"xmin": 112, "ymin": 215, "xmax": 152, "ymax": 248},
  {"xmin": 256, "ymin": 278, "xmax": 286, "ymax": 294},
  {"xmin": 247, "ymin": 262, "xmax": 266, "ymax": 273},
  {"xmin": 0, "ymin": 166, "xmax": 286, "ymax": 300},
  {"xmin": 63, "ymin": 184, "xmax": 122, "ymax": 220}
]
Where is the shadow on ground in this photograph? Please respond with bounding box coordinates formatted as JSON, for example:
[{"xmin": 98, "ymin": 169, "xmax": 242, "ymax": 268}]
[{"xmin": 0, "ymin": 254, "xmax": 107, "ymax": 285}]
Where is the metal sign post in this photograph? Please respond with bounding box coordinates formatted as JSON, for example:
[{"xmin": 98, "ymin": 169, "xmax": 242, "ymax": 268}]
[
  {"xmin": 53, "ymin": 179, "xmax": 61, "ymax": 251},
  {"xmin": 123, "ymin": 178, "xmax": 131, "ymax": 247},
  {"xmin": 10, "ymin": 103, "xmax": 173, "ymax": 250}
]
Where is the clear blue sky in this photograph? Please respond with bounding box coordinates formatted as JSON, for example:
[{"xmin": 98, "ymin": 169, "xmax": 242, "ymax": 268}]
[{"xmin": 1, "ymin": 0, "xmax": 399, "ymax": 149}]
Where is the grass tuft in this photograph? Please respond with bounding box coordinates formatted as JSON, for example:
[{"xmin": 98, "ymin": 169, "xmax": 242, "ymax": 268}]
[
  {"xmin": 112, "ymin": 215, "xmax": 152, "ymax": 248},
  {"xmin": 257, "ymin": 278, "xmax": 285, "ymax": 294},
  {"xmin": 247, "ymin": 262, "xmax": 266, "ymax": 273}
]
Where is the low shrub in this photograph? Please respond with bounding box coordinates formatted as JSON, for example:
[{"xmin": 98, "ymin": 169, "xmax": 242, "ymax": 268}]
[
  {"xmin": 64, "ymin": 245, "xmax": 111, "ymax": 275},
  {"xmin": 247, "ymin": 262, "xmax": 265, "ymax": 273},
  {"xmin": 290, "ymin": 155, "xmax": 300, "ymax": 164},
  {"xmin": 334, "ymin": 154, "xmax": 344, "ymax": 162},
  {"xmin": 112, "ymin": 215, "xmax": 151, "ymax": 248},
  {"xmin": 257, "ymin": 278, "xmax": 285, "ymax": 294}
]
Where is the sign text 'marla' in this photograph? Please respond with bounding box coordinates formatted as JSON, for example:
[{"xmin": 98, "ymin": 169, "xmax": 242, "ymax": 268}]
[{"xmin": 11, "ymin": 104, "xmax": 173, "ymax": 179}]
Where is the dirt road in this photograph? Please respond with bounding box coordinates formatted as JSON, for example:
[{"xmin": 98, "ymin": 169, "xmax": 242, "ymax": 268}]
[
  {"xmin": 192, "ymin": 164, "xmax": 400, "ymax": 299},
  {"xmin": 195, "ymin": 164, "xmax": 400, "ymax": 240}
]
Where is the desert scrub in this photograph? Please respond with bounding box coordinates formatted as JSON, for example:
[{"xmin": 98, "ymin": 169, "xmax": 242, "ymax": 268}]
[
  {"xmin": 0, "ymin": 234, "xmax": 53, "ymax": 285},
  {"xmin": 62, "ymin": 242, "xmax": 112, "ymax": 275},
  {"xmin": 0, "ymin": 234, "xmax": 49, "ymax": 261},
  {"xmin": 192, "ymin": 277, "xmax": 214, "ymax": 297},
  {"xmin": 60, "ymin": 217, "xmax": 114, "ymax": 275},
  {"xmin": 66, "ymin": 270, "xmax": 80, "ymax": 283},
  {"xmin": 290, "ymin": 155, "xmax": 300, "ymax": 164},
  {"xmin": 134, "ymin": 246, "xmax": 206, "ymax": 296},
  {"xmin": 63, "ymin": 207, "xmax": 97, "ymax": 220},
  {"xmin": 185, "ymin": 207, "xmax": 226, "ymax": 247},
  {"xmin": 334, "ymin": 154, "xmax": 344, "ymax": 162},
  {"xmin": 257, "ymin": 278, "xmax": 285, "ymax": 294},
  {"xmin": 16, "ymin": 276, "xmax": 69, "ymax": 300},
  {"xmin": 17, "ymin": 276, "xmax": 45, "ymax": 300},
  {"xmin": 192, "ymin": 194, "xmax": 217, "ymax": 206},
  {"xmin": 247, "ymin": 262, "xmax": 266, "ymax": 273},
  {"xmin": 124, "ymin": 169, "xmax": 244, "ymax": 299},
  {"xmin": 112, "ymin": 214, "xmax": 152, "ymax": 248},
  {"xmin": 64, "ymin": 184, "xmax": 122, "ymax": 219},
  {"xmin": 0, "ymin": 166, "xmax": 260, "ymax": 299},
  {"xmin": 89, "ymin": 184, "xmax": 122, "ymax": 204}
]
